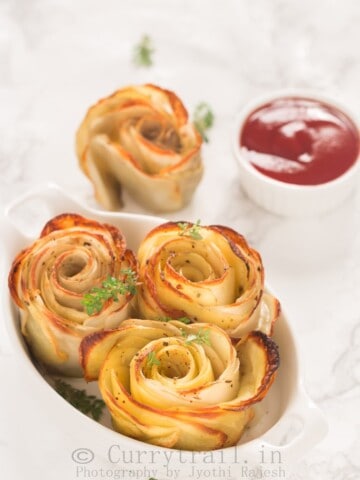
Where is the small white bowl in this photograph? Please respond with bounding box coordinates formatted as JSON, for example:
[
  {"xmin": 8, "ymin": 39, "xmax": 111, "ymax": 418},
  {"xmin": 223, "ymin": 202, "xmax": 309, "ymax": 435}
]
[
  {"xmin": 0, "ymin": 184, "xmax": 327, "ymax": 474},
  {"xmin": 232, "ymin": 90, "xmax": 360, "ymax": 217}
]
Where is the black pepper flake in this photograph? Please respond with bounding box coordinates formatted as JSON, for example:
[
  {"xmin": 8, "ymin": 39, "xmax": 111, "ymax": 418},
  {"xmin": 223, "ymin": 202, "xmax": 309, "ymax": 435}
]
[{"xmin": 163, "ymin": 342, "xmax": 169, "ymax": 346}]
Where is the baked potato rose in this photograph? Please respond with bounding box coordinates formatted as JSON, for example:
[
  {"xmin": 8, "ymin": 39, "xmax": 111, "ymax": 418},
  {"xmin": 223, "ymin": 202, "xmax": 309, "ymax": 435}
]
[
  {"xmin": 76, "ymin": 84, "xmax": 203, "ymax": 212},
  {"xmin": 136, "ymin": 222, "xmax": 280, "ymax": 338},
  {"xmin": 81, "ymin": 319, "xmax": 279, "ymax": 450},
  {"xmin": 8, "ymin": 214, "xmax": 137, "ymax": 376}
]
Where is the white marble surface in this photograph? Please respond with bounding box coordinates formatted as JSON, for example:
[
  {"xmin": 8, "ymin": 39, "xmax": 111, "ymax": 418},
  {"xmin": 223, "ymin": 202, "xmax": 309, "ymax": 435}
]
[{"xmin": 1, "ymin": 0, "xmax": 360, "ymax": 478}]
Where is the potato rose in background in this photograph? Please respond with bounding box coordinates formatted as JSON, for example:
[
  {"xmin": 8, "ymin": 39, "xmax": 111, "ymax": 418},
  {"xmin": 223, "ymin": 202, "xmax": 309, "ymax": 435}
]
[
  {"xmin": 8, "ymin": 214, "xmax": 137, "ymax": 377},
  {"xmin": 137, "ymin": 222, "xmax": 280, "ymax": 338},
  {"xmin": 76, "ymin": 84, "xmax": 203, "ymax": 212},
  {"xmin": 81, "ymin": 319, "xmax": 279, "ymax": 450}
]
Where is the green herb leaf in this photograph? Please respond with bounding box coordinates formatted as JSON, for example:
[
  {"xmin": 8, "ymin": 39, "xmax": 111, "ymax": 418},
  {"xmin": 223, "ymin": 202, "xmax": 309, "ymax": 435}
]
[
  {"xmin": 82, "ymin": 269, "xmax": 137, "ymax": 315},
  {"xmin": 133, "ymin": 35, "xmax": 155, "ymax": 67},
  {"xmin": 54, "ymin": 379, "xmax": 105, "ymax": 421},
  {"xmin": 178, "ymin": 222, "xmax": 189, "ymax": 232},
  {"xmin": 177, "ymin": 317, "xmax": 192, "ymax": 325},
  {"xmin": 147, "ymin": 351, "xmax": 161, "ymax": 367},
  {"xmin": 183, "ymin": 328, "xmax": 211, "ymax": 346},
  {"xmin": 177, "ymin": 219, "xmax": 203, "ymax": 240},
  {"xmin": 193, "ymin": 102, "xmax": 214, "ymax": 142},
  {"xmin": 157, "ymin": 316, "xmax": 173, "ymax": 323},
  {"xmin": 159, "ymin": 316, "xmax": 192, "ymax": 325}
]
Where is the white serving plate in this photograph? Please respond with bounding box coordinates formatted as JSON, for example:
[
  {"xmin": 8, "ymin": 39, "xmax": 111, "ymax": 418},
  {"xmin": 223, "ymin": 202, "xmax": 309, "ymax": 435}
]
[{"xmin": 0, "ymin": 184, "xmax": 327, "ymax": 477}]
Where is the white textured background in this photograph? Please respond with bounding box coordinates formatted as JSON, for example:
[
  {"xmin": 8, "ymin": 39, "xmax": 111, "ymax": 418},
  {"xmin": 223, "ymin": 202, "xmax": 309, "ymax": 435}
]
[{"xmin": 1, "ymin": 1, "xmax": 360, "ymax": 479}]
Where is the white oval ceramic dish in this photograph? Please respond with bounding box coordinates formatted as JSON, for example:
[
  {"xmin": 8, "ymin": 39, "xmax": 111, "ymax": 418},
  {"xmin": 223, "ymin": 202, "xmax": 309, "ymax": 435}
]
[
  {"xmin": 232, "ymin": 89, "xmax": 360, "ymax": 217},
  {"xmin": 0, "ymin": 184, "xmax": 327, "ymax": 476}
]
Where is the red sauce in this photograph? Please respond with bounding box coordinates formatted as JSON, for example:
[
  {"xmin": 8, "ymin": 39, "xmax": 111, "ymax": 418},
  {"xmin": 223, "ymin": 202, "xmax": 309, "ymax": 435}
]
[{"xmin": 240, "ymin": 97, "xmax": 360, "ymax": 185}]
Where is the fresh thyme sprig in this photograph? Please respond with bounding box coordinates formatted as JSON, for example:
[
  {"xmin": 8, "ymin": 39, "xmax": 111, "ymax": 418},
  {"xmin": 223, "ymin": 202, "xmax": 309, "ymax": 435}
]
[
  {"xmin": 193, "ymin": 102, "xmax": 214, "ymax": 143},
  {"xmin": 177, "ymin": 219, "xmax": 203, "ymax": 240},
  {"xmin": 82, "ymin": 269, "xmax": 137, "ymax": 315},
  {"xmin": 146, "ymin": 351, "xmax": 161, "ymax": 367},
  {"xmin": 181, "ymin": 328, "xmax": 211, "ymax": 346},
  {"xmin": 133, "ymin": 34, "xmax": 155, "ymax": 67},
  {"xmin": 54, "ymin": 379, "xmax": 105, "ymax": 421}
]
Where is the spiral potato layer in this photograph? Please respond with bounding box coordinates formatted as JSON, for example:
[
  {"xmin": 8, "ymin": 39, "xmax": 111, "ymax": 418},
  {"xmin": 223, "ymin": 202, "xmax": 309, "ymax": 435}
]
[
  {"xmin": 81, "ymin": 319, "xmax": 279, "ymax": 450},
  {"xmin": 8, "ymin": 213, "xmax": 137, "ymax": 376},
  {"xmin": 76, "ymin": 84, "xmax": 203, "ymax": 212},
  {"xmin": 137, "ymin": 222, "xmax": 280, "ymax": 337}
]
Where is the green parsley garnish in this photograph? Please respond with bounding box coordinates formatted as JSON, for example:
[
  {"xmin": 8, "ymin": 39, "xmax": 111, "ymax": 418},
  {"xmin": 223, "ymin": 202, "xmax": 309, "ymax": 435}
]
[
  {"xmin": 133, "ymin": 35, "xmax": 155, "ymax": 67},
  {"xmin": 182, "ymin": 328, "xmax": 211, "ymax": 346},
  {"xmin": 54, "ymin": 379, "xmax": 105, "ymax": 421},
  {"xmin": 177, "ymin": 219, "xmax": 203, "ymax": 240},
  {"xmin": 82, "ymin": 269, "xmax": 137, "ymax": 315},
  {"xmin": 159, "ymin": 316, "xmax": 192, "ymax": 325},
  {"xmin": 193, "ymin": 102, "xmax": 214, "ymax": 142},
  {"xmin": 146, "ymin": 351, "xmax": 161, "ymax": 367},
  {"xmin": 177, "ymin": 317, "xmax": 192, "ymax": 324}
]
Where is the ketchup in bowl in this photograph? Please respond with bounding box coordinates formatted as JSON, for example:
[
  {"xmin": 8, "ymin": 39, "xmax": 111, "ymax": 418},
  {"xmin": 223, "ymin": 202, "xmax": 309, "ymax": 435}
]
[{"xmin": 240, "ymin": 97, "xmax": 360, "ymax": 185}]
